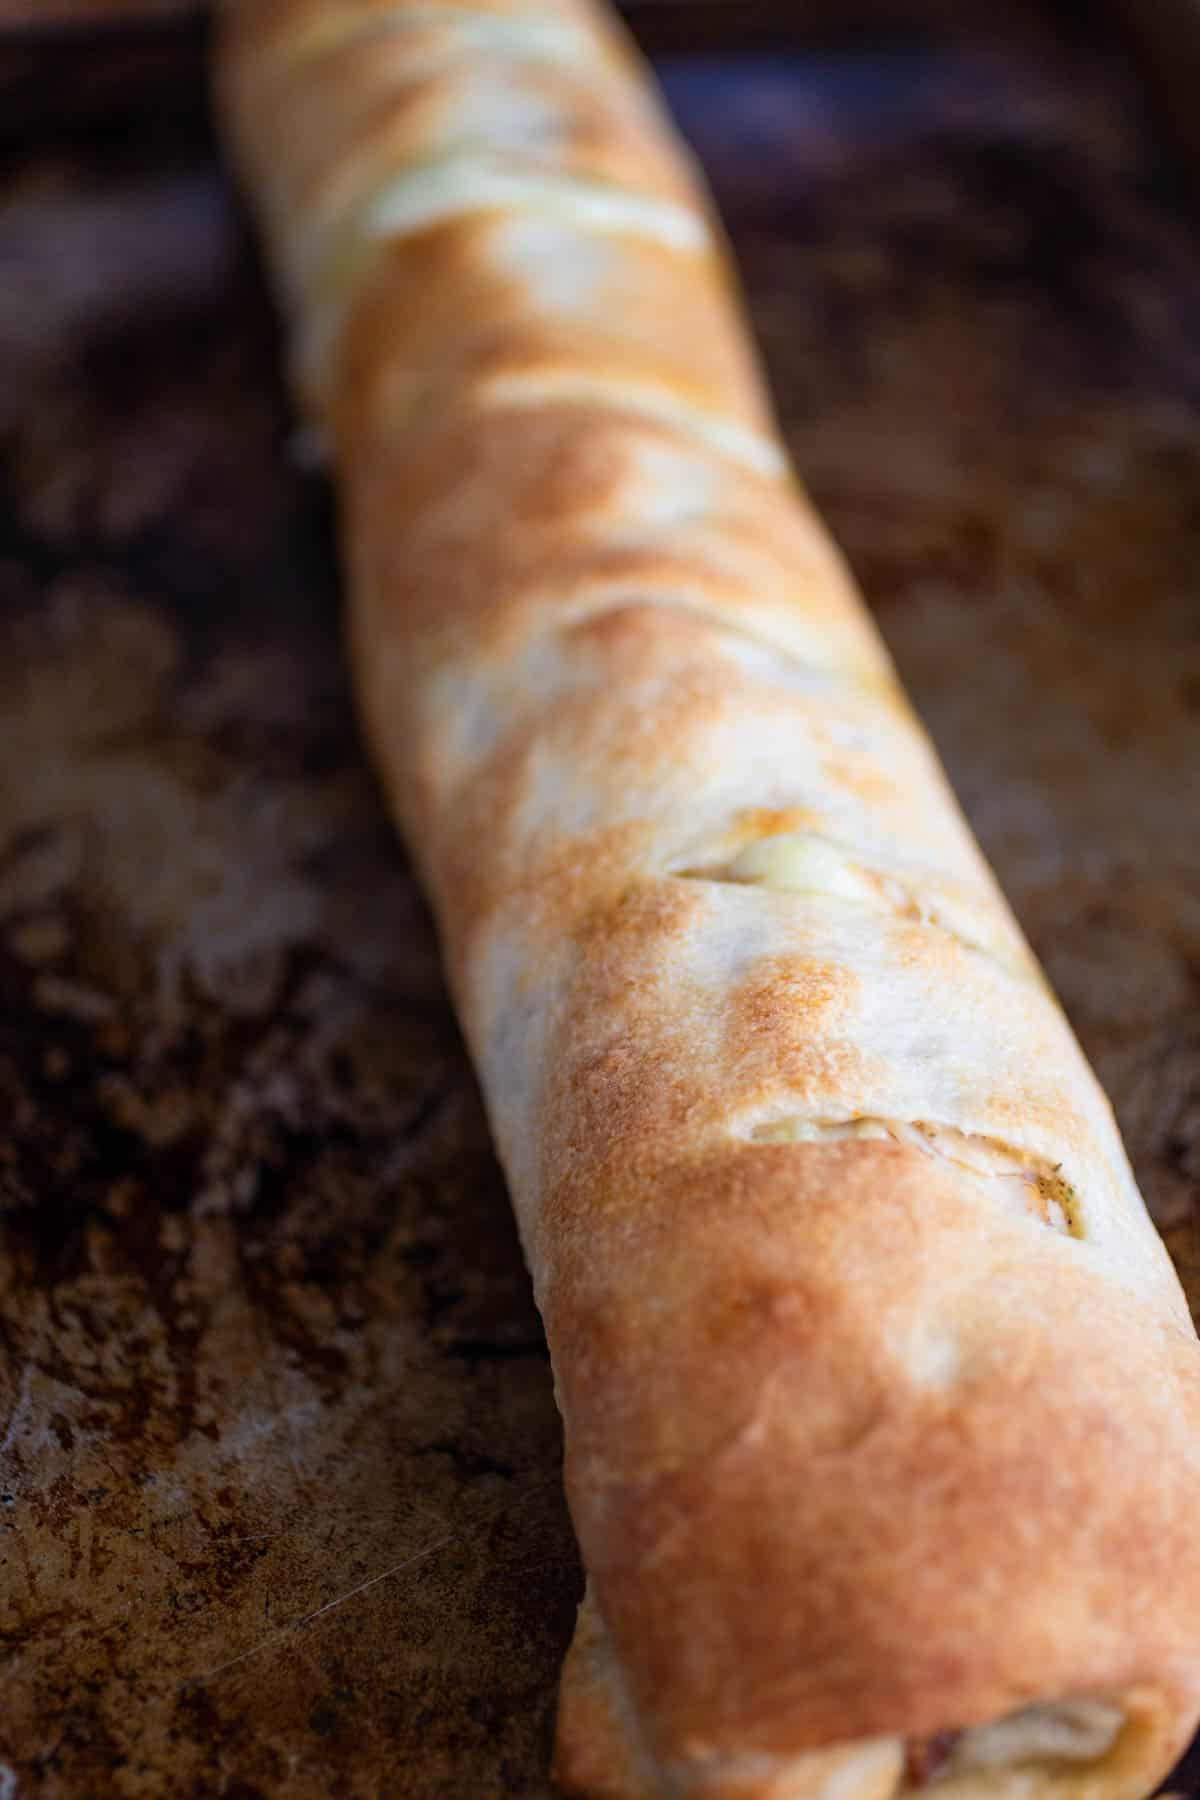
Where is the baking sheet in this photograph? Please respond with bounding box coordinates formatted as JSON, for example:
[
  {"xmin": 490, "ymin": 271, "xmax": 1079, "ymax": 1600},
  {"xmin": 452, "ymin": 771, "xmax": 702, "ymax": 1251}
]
[{"xmin": 1, "ymin": 20, "xmax": 1198, "ymax": 1798}]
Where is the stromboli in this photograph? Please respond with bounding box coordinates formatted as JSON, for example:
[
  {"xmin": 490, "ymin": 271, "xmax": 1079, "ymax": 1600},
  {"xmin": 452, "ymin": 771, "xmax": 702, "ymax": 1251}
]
[{"xmin": 216, "ymin": 3, "xmax": 1200, "ymax": 1793}]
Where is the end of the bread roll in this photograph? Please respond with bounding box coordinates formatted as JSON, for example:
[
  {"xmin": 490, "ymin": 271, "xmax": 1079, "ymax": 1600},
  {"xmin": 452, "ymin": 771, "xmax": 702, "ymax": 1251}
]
[
  {"xmin": 554, "ymin": 1591, "xmax": 1182, "ymax": 1800},
  {"xmin": 555, "ymin": 1591, "xmax": 904, "ymax": 1798}
]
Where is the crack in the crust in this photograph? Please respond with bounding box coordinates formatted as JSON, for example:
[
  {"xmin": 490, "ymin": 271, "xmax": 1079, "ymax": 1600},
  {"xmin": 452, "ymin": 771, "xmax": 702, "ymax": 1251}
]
[
  {"xmin": 672, "ymin": 828, "xmax": 1031, "ymax": 978},
  {"xmin": 262, "ymin": 6, "xmax": 600, "ymax": 76},
  {"xmin": 747, "ymin": 1115, "xmax": 1083, "ymax": 1236},
  {"xmin": 357, "ymin": 152, "xmax": 705, "ymax": 265},
  {"xmin": 432, "ymin": 593, "xmax": 902, "ymax": 802},
  {"xmin": 428, "ymin": 591, "xmax": 888, "ymax": 782},
  {"xmin": 554, "ymin": 592, "xmax": 879, "ymax": 684},
  {"xmin": 295, "ymin": 157, "xmax": 709, "ymax": 399},
  {"xmin": 475, "ymin": 372, "xmax": 787, "ymax": 479}
]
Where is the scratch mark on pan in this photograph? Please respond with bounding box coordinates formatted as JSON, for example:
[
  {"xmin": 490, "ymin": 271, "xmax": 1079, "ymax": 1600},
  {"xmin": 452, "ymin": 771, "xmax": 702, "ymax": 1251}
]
[
  {"xmin": 192, "ymin": 1540, "xmax": 458, "ymax": 1684},
  {"xmin": 188, "ymin": 1476, "xmax": 556, "ymax": 1687},
  {"xmin": 0, "ymin": 1365, "xmax": 34, "ymax": 1460}
]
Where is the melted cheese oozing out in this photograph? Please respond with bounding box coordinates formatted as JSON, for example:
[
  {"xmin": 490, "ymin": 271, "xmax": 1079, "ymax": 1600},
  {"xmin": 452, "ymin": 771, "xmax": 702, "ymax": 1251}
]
[{"xmin": 724, "ymin": 832, "xmax": 879, "ymax": 902}]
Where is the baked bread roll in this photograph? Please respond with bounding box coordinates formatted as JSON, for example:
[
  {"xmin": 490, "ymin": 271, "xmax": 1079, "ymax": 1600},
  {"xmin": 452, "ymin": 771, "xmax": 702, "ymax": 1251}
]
[{"xmin": 216, "ymin": 4, "xmax": 1200, "ymax": 1794}]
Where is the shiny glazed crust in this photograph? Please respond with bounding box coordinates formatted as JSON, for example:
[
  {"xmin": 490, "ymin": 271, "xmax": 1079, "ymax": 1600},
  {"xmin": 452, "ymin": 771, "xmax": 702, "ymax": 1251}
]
[{"xmin": 215, "ymin": 3, "xmax": 1200, "ymax": 1794}]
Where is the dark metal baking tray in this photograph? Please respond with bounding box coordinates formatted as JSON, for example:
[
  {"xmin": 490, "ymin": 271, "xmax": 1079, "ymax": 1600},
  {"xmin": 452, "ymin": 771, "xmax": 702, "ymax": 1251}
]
[{"xmin": 1, "ymin": 10, "xmax": 1198, "ymax": 1795}]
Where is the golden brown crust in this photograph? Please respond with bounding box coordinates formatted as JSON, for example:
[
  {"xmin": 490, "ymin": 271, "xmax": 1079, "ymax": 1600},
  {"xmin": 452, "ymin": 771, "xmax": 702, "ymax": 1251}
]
[
  {"xmin": 337, "ymin": 221, "xmax": 774, "ymax": 447},
  {"xmin": 547, "ymin": 1144, "xmax": 1200, "ymax": 1762},
  {"xmin": 215, "ymin": 2, "xmax": 1200, "ymax": 1794}
]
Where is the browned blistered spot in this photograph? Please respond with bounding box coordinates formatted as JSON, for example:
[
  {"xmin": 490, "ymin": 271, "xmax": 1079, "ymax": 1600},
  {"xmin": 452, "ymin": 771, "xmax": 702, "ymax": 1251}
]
[{"xmin": 727, "ymin": 952, "xmax": 857, "ymax": 1060}]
